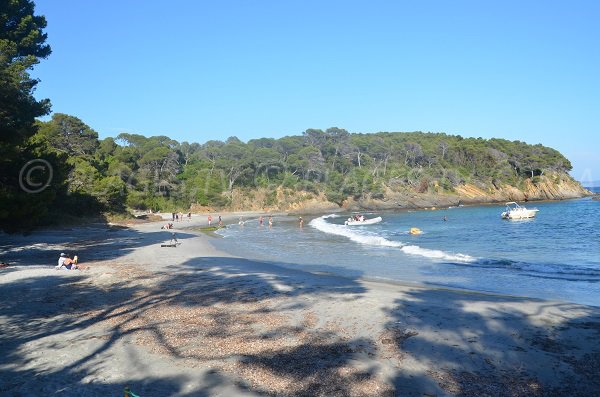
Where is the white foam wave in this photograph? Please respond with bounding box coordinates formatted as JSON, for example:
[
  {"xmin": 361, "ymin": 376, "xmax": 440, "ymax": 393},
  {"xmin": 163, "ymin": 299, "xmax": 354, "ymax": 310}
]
[
  {"xmin": 310, "ymin": 214, "xmax": 474, "ymax": 263},
  {"xmin": 401, "ymin": 245, "xmax": 474, "ymax": 262}
]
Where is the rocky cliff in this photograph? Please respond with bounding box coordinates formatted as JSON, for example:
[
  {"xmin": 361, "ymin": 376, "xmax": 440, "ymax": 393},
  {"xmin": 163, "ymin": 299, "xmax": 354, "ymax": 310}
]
[{"xmin": 221, "ymin": 173, "xmax": 591, "ymax": 214}]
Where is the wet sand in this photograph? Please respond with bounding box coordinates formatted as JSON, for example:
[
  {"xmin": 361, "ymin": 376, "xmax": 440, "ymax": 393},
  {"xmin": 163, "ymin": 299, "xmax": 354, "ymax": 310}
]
[{"xmin": 1, "ymin": 216, "xmax": 599, "ymax": 396}]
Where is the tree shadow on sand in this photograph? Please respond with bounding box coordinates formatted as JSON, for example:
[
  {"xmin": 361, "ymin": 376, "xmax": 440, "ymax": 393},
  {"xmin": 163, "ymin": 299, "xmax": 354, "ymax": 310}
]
[
  {"xmin": 0, "ymin": 225, "xmax": 197, "ymax": 266},
  {"xmin": 5, "ymin": 228, "xmax": 600, "ymax": 396},
  {"xmin": 382, "ymin": 287, "xmax": 600, "ymax": 396},
  {"xmin": 0, "ymin": 254, "xmax": 380, "ymax": 396}
]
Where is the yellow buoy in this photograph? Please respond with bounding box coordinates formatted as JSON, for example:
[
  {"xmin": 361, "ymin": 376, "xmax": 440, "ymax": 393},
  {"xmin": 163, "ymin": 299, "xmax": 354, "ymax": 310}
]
[{"xmin": 410, "ymin": 227, "xmax": 422, "ymax": 235}]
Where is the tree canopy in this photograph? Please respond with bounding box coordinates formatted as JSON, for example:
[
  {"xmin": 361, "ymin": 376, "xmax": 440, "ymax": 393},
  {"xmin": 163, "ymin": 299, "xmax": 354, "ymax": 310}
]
[
  {"xmin": 22, "ymin": 121, "xmax": 573, "ymax": 218},
  {"xmin": 0, "ymin": 0, "xmax": 55, "ymax": 231}
]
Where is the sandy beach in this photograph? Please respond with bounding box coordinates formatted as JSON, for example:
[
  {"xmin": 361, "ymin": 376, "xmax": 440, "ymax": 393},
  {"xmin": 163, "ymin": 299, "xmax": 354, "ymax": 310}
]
[{"xmin": 1, "ymin": 215, "xmax": 599, "ymax": 396}]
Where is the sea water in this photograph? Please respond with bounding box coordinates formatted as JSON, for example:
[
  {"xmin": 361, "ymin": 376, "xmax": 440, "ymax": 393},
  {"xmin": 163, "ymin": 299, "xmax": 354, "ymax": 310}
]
[{"xmin": 214, "ymin": 193, "xmax": 600, "ymax": 306}]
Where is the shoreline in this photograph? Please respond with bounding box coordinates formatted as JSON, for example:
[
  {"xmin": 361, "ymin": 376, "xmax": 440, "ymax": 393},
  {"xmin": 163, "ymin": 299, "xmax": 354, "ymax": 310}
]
[
  {"xmin": 167, "ymin": 193, "xmax": 595, "ymax": 220},
  {"xmin": 2, "ymin": 221, "xmax": 600, "ymax": 396},
  {"xmin": 3, "ymin": 193, "xmax": 589, "ymax": 235},
  {"xmin": 4, "ymin": 197, "xmax": 596, "ymax": 307}
]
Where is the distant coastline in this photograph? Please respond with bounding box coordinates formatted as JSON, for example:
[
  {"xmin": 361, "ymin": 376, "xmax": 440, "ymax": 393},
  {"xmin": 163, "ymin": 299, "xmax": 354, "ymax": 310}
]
[{"xmin": 585, "ymin": 185, "xmax": 600, "ymax": 193}]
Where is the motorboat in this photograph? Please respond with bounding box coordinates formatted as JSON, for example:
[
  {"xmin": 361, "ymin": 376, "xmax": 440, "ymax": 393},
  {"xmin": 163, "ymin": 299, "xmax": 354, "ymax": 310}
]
[
  {"xmin": 344, "ymin": 216, "xmax": 382, "ymax": 225},
  {"xmin": 501, "ymin": 202, "xmax": 539, "ymax": 219}
]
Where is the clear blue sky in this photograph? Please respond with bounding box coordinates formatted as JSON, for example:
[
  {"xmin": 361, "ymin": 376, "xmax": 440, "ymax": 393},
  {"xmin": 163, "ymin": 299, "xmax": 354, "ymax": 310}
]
[{"xmin": 33, "ymin": 0, "xmax": 599, "ymax": 182}]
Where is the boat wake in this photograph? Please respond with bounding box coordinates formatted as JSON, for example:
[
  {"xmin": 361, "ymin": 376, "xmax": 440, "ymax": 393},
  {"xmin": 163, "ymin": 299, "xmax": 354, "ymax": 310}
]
[{"xmin": 310, "ymin": 214, "xmax": 475, "ymax": 263}]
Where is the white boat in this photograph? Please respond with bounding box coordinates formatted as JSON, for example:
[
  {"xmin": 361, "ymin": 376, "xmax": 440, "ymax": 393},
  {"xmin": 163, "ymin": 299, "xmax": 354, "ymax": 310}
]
[
  {"xmin": 344, "ymin": 216, "xmax": 382, "ymax": 225},
  {"xmin": 501, "ymin": 202, "xmax": 539, "ymax": 219}
]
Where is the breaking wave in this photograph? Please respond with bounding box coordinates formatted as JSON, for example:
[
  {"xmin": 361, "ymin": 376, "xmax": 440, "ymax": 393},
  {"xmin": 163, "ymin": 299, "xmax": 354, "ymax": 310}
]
[{"xmin": 310, "ymin": 214, "xmax": 475, "ymax": 263}]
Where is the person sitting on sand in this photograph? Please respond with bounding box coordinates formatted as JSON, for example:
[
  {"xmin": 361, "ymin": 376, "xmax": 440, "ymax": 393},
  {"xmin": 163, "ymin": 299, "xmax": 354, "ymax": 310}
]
[{"xmin": 55, "ymin": 253, "xmax": 78, "ymax": 270}]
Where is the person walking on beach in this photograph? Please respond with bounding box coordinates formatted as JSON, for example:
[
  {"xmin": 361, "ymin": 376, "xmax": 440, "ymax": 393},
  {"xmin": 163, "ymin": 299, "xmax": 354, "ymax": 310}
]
[
  {"xmin": 175, "ymin": 213, "xmax": 179, "ymax": 222},
  {"xmin": 218, "ymin": 215, "xmax": 223, "ymax": 226},
  {"xmin": 208, "ymin": 214, "xmax": 212, "ymax": 226},
  {"xmin": 172, "ymin": 212, "xmax": 175, "ymax": 222},
  {"xmin": 187, "ymin": 212, "xmax": 191, "ymax": 221}
]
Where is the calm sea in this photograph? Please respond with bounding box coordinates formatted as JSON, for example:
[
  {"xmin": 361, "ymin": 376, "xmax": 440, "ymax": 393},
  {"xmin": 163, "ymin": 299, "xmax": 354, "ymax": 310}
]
[{"xmin": 214, "ymin": 191, "xmax": 600, "ymax": 306}]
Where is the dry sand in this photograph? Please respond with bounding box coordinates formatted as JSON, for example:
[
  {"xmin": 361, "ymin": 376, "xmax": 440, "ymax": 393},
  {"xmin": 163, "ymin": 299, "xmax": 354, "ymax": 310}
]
[{"xmin": 1, "ymin": 215, "xmax": 599, "ymax": 396}]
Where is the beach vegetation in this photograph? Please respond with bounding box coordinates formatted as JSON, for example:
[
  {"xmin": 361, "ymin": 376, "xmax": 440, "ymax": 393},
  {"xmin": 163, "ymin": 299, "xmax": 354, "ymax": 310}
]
[{"xmin": 5, "ymin": 116, "xmax": 582, "ymax": 231}]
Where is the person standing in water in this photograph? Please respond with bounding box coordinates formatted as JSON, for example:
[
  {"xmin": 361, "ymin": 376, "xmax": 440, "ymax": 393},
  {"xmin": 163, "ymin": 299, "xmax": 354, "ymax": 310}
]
[
  {"xmin": 208, "ymin": 214, "xmax": 212, "ymax": 226},
  {"xmin": 268, "ymin": 215, "xmax": 273, "ymax": 228},
  {"xmin": 299, "ymin": 216, "xmax": 304, "ymax": 228},
  {"xmin": 259, "ymin": 215, "xmax": 264, "ymax": 226}
]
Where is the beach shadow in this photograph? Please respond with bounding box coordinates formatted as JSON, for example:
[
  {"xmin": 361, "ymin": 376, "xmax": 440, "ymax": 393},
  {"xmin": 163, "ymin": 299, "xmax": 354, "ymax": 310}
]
[
  {"xmin": 235, "ymin": 336, "xmax": 389, "ymax": 396},
  {"xmin": 0, "ymin": 365, "xmax": 258, "ymax": 397},
  {"xmin": 169, "ymin": 256, "xmax": 367, "ymax": 300},
  {"xmin": 383, "ymin": 287, "xmax": 600, "ymax": 396},
  {"xmin": 0, "ymin": 225, "xmax": 197, "ymax": 266},
  {"xmin": 0, "ymin": 252, "xmax": 370, "ymax": 396},
  {"xmin": 0, "ymin": 271, "xmax": 259, "ymax": 396}
]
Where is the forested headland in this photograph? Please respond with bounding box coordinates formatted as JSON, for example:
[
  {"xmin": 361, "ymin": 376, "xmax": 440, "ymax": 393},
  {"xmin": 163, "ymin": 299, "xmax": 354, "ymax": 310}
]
[{"xmin": 0, "ymin": 1, "xmax": 589, "ymax": 232}]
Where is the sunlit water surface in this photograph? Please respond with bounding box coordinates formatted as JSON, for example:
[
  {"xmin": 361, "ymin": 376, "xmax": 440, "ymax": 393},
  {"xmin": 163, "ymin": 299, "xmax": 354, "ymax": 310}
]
[{"xmin": 214, "ymin": 193, "xmax": 600, "ymax": 306}]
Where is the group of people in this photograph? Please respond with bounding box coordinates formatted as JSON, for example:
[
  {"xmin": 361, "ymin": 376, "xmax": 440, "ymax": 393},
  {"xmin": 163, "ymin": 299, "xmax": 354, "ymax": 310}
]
[
  {"xmin": 172, "ymin": 212, "xmax": 192, "ymax": 222},
  {"xmin": 349, "ymin": 214, "xmax": 365, "ymax": 222},
  {"xmin": 208, "ymin": 214, "xmax": 223, "ymax": 226},
  {"xmin": 55, "ymin": 253, "xmax": 80, "ymax": 270},
  {"xmin": 165, "ymin": 212, "xmax": 225, "ymax": 229},
  {"xmin": 240, "ymin": 215, "xmax": 303, "ymax": 228},
  {"xmin": 253, "ymin": 215, "xmax": 274, "ymax": 228}
]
